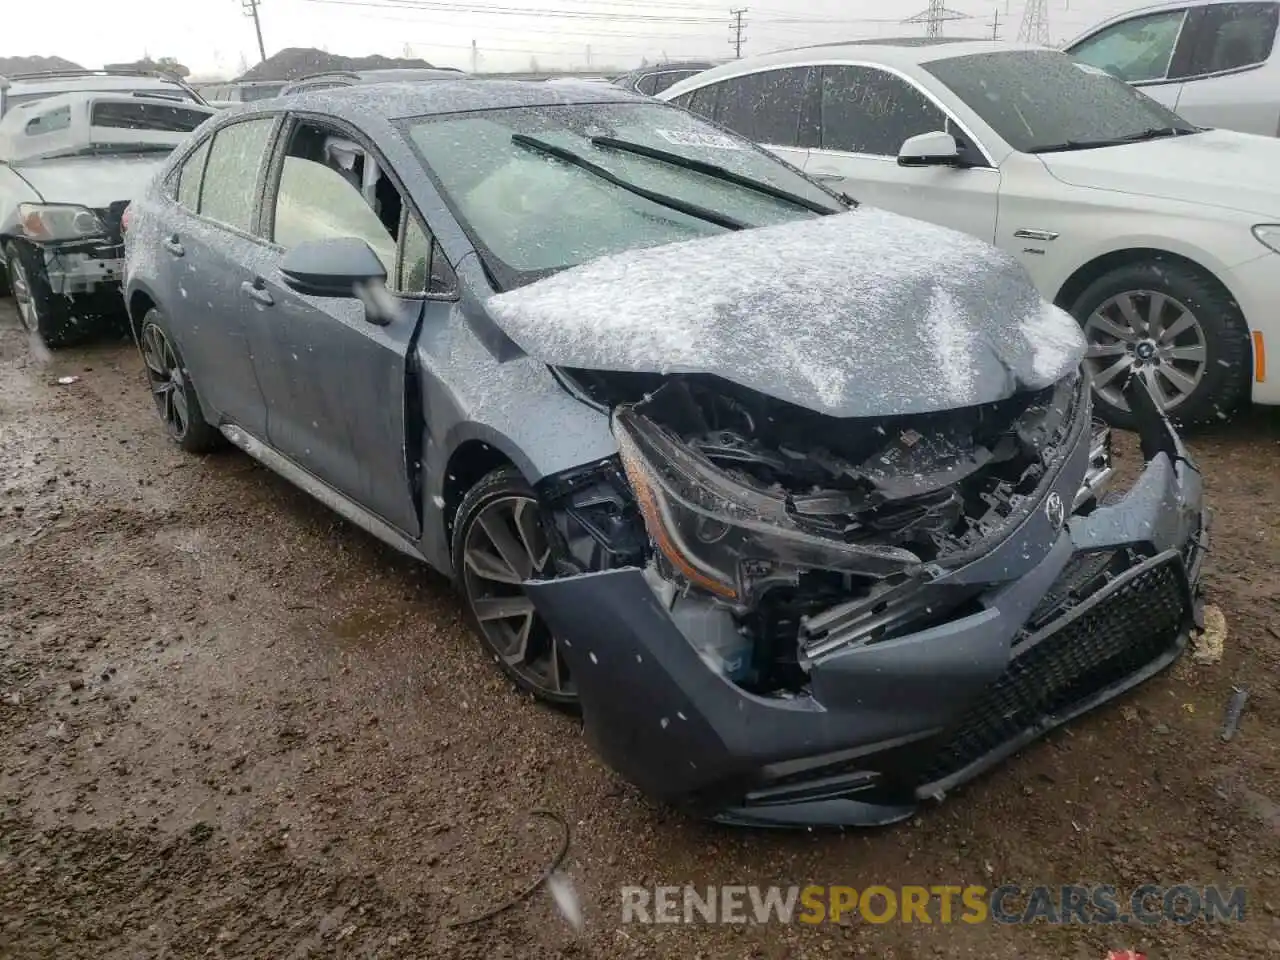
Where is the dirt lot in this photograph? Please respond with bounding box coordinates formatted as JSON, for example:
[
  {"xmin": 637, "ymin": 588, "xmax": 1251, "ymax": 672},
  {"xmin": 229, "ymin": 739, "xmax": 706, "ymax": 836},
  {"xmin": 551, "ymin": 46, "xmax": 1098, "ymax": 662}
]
[{"xmin": 0, "ymin": 300, "xmax": 1277, "ymax": 959}]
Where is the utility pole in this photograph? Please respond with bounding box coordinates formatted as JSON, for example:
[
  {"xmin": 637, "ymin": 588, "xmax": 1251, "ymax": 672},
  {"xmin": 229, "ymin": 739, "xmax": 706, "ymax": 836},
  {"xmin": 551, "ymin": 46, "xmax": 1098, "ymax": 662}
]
[
  {"xmin": 1017, "ymin": 0, "xmax": 1050, "ymax": 45},
  {"xmin": 241, "ymin": 0, "xmax": 267, "ymax": 63},
  {"xmin": 902, "ymin": 0, "xmax": 969, "ymax": 39},
  {"xmin": 729, "ymin": 8, "xmax": 747, "ymax": 59},
  {"xmin": 991, "ymin": 7, "xmax": 1001, "ymax": 39}
]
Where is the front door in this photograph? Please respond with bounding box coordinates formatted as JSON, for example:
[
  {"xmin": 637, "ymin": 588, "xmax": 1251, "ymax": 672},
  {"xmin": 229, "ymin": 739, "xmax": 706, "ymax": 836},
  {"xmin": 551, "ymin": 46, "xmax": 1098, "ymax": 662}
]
[
  {"xmin": 245, "ymin": 118, "xmax": 425, "ymax": 536},
  {"xmin": 802, "ymin": 65, "xmax": 999, "ymax": 242}
]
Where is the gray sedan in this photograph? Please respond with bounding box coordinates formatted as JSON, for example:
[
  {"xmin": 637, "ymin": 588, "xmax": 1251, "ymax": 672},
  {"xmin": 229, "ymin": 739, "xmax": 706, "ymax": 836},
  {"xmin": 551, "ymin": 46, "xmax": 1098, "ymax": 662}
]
[{"xmin": 122, "ymin": 80, "xmax": 1206, "ymax": 827}]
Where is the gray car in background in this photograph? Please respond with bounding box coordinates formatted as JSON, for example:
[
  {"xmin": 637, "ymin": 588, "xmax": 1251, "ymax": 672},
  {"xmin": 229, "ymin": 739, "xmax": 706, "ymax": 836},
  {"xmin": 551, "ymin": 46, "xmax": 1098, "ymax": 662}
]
[{"xmin": 122, "ymin": 80, "xmax": 1206, "ymax": 827}]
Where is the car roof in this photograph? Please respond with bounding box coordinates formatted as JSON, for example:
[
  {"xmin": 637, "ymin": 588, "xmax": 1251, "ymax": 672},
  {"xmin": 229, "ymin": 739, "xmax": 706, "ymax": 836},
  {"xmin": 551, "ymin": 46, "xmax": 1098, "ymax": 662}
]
[
  {"xmin": 2, "ymin": 73, "xmax": 190, "ymax": 94},
  {"xmin": 252, "ymin": 77, "xmax": 645, "ymax": 121},
  {"xmin": 663, "ymin": 38, "xmax": 1049, "ymax": 87}
]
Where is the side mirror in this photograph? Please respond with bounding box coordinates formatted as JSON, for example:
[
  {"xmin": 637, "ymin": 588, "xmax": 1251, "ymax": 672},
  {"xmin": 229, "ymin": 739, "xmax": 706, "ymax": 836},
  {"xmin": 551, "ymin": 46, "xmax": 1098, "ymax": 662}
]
[
  {"xmin": 898, "ymin": 131, "xmax": 962, "ymax": 168},
  {"xmin": 279, "ymin": 237, "xmax": 388, "ymax": 299}
]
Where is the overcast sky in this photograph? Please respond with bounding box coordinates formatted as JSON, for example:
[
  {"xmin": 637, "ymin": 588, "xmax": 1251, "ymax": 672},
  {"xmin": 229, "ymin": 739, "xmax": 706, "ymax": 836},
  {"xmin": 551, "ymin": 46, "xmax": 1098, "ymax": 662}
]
[{"xmin": 3, "ymin": 0, "xmax": 1150, "ymax": 77}]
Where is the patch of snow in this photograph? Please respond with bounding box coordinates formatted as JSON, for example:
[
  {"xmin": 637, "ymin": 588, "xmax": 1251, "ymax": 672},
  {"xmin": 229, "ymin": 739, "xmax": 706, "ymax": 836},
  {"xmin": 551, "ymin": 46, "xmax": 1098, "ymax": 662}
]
[
  {"xmin": 1021, "ymin": 303, "xmax": 1088, "ymax": 386},
  {"xmin": 489, "ymin": 207, "xmax": 1085, "ymax": 418}
]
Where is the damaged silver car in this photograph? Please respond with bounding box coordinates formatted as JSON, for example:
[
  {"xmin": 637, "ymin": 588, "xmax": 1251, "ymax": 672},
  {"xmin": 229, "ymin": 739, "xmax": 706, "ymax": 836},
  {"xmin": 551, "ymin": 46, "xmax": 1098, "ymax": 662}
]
[
  {"xmin": 0, "ymin": 69, "xmax": 213, "ymax": 346},
  {"xmin": 122, "ymin": 80, "xmax": 1207, "ymax": 827}
]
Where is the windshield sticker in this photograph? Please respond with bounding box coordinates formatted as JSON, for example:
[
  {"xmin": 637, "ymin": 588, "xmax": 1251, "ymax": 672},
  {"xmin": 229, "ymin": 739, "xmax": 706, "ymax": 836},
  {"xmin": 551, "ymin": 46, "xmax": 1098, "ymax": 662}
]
[{"xmin": 654, "ymin": 128, "xmax": 744, "ymax": 151}]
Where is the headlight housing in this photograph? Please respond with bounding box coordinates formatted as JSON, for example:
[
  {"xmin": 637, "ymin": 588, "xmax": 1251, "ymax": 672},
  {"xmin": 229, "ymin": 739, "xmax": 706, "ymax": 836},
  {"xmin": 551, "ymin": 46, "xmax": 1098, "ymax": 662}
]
[
  {"xmin": 1252, "ymin": 224, "xmax": 1280, "ymax": 254},
  {"xmin": 613, "ymin": 408, "xmax": 919, "ymax": 604},
  {"xmin": 18, "ymin": 203, "xmax": 106, "ymax": 243}
]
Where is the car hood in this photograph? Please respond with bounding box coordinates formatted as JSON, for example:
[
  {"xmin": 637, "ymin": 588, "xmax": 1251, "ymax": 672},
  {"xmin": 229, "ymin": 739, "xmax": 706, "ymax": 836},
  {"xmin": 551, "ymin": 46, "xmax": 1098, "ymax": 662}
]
[
  {"xmin": 486, "ymin": 207, "xmax": 1086, "ymax": 418},
  {"xmin": 9, "ymin": 154, "xmax": 169, "ymax": 208},
  {"xmin": 1038, "ymin": 129, "xmax": 1280, "ymax": 217}
]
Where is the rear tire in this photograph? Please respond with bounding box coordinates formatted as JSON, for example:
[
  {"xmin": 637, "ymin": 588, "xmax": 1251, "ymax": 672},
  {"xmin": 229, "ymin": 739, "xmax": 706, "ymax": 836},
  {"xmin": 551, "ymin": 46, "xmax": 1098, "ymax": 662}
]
[
  {"xmin": 3, "ymin": 240, "xmax": 92, "ymax": 349},
  {"xmin": 137, "ymin": 307, "xmax": 221, "ymax": 453},
  {"xmin": 1069, "ymin": 260, "xmax": 1251, "ymax": 429},
  {"xmin": 451, "ymin": 466, "xmax": 577, "ymax": 707}
]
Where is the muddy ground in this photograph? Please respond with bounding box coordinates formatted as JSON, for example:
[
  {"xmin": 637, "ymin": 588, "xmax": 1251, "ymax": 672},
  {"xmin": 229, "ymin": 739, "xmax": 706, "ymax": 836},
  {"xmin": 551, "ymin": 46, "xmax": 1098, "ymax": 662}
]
[{"xmin": 0, "ymin": 299, "xmax": 1277, "ymax": 959}]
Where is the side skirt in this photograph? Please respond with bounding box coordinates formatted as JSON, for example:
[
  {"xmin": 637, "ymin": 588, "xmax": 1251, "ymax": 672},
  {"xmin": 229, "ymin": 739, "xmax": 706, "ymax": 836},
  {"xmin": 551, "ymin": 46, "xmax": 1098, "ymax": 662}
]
[{"xmin": 220, "ymin": 424, "xmax": 428, "ymax": 564}]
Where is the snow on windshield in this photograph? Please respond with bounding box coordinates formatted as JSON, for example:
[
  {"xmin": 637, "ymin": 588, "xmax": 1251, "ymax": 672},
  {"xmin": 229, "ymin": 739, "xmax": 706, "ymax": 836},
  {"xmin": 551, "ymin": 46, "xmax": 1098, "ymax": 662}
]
[{"xmin": 488, "ymin": 206, "xmax": 1086, "ymax": 418}]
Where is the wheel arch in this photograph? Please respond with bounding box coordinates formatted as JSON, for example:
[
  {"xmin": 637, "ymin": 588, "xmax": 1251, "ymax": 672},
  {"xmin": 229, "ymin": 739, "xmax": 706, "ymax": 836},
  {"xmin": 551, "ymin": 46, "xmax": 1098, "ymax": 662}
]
[
  {"xmin": 438, "ymin": 434, "xmax": 525, "ymax": 574},
  {"xmin": 125, "ymin": 284, "xmax": 160, "ymax": 343},
  {"xmin": 1053, "ymin": 246, "xmax": 1243, "ymax": 318}
]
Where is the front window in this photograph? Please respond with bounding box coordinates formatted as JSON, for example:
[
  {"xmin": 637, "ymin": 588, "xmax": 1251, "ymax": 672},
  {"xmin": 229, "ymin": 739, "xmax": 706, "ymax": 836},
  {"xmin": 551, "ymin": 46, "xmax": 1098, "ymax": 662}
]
[
  {"xmin": 924, "ymin": 49, "xmax": 1195, "ymax": 154},
  {"xmin": 91, "ymin": 101, "xmax": 209, "ymax": 133},
  {"xmin": 402, "ymin": 101, "xmax": 843, "ymax": 289},
  {"xmin": 1067, "ymin": 9, "xmax": 1188, "ymax": 82}
]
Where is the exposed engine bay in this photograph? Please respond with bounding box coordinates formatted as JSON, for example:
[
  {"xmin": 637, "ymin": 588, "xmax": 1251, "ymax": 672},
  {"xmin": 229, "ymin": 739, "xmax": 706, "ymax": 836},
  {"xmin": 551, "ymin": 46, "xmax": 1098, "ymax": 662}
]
[{"xmin": 540, "ymin": 368, "xmax": 1086, "ymax": 694}]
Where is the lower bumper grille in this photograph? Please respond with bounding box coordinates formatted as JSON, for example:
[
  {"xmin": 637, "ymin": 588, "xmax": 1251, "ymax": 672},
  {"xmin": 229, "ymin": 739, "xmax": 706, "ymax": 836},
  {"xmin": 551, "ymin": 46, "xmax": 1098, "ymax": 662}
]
[{"xmin": 920, "ymin": 554, "xmax": 1187, "ymax": 787}]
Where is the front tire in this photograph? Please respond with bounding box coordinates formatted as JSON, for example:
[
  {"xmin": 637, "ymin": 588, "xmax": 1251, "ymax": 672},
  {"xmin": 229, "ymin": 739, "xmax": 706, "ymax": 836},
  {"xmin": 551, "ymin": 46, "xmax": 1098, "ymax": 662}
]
[
  {"xmin": 4, "ymin": 240, "xmax": 90, "ymax": 348},
  {"xmin": 138, "ymin": 308, "xmax": 220, "ymax": 453},
  {"xmin": 451, "ymin": 466, "xmax": 576, "ymax": 707},
  {"xmin": 1070, "ymin": 260, "xmax": 1251, "ymax": 428}
]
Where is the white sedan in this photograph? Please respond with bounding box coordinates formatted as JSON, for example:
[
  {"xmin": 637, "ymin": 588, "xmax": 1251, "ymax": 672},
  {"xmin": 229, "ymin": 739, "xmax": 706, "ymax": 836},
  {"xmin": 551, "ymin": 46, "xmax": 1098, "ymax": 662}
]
[{"xmin": 659, "ymin": 40, "xmax": 1278, "ymax": 425}]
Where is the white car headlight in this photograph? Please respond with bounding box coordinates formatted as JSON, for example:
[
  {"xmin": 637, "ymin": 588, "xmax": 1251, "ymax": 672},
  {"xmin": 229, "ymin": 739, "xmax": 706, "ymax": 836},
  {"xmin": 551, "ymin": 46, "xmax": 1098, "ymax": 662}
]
[
  {"xmin": 17, "ymin": 203, "xmax": 106, "ymax": 243},
  {"xmin": 1253, "ymin": 224, "xmax": 1280, "ymax": 254}
]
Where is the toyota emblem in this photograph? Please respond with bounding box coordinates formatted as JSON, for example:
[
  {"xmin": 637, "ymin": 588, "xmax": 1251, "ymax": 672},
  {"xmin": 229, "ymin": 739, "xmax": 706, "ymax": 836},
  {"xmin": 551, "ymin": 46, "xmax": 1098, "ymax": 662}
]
[{"xmin": 1045, "ymin": 492, "xmax": 1066, "ymax": 530}]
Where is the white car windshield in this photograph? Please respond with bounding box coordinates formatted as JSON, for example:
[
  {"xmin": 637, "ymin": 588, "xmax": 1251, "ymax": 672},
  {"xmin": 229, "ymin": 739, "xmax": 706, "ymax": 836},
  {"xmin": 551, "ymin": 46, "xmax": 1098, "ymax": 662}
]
[
  {"xmin": 403, "ymin": 101, "xmax": 845, "ymax": 288},
  {"xmin": 924, "ymin": 49, "xmax": 1198, "ymax": 153}
]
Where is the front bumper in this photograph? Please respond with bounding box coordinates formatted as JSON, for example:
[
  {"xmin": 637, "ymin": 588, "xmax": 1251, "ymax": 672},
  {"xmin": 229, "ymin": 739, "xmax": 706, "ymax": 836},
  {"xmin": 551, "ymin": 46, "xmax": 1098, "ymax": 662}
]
[
  {"xmin": 41, "ymin": 242, "xmax": 126, "ymax": 297},
  {"xmin": 526, "ymin": 393, "xmax": 1206, "ymax": 828}
]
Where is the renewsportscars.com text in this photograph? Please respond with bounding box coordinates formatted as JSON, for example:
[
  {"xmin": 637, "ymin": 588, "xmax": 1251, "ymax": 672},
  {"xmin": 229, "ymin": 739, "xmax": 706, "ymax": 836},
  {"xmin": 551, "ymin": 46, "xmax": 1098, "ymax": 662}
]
[{"xmin": 620, "ymin": 884, "xmax": 1246, "ymax": 925}]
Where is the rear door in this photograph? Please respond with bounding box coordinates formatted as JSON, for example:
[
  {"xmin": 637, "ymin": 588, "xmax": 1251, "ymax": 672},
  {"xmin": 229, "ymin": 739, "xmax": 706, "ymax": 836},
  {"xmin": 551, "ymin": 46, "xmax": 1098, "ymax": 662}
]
[
  {"xmin": 1170, "ymin": 1, "xmax": 1280, "ymax": 135},
  {"xmin": 243, "ymin": 115, "xmax": 437, "ymax": 535},
  {"xmin": 803, "ymin": 65, "xmax": 999, "ymax": 241},
  {"xmin": 1066, "ymin": 6, "xmax": 1195, "ymax": 111},
  {"xmin": 159, "ymin": 115, "xmax": 280, "ymax": 438}
]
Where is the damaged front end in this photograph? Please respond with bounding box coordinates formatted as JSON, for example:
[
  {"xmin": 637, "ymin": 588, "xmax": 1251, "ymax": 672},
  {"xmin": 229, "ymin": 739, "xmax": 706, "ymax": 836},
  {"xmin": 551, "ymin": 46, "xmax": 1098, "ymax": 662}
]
[{"xmin": 527, "ymin": 370, "xmax": 1205, "ymax": 827}]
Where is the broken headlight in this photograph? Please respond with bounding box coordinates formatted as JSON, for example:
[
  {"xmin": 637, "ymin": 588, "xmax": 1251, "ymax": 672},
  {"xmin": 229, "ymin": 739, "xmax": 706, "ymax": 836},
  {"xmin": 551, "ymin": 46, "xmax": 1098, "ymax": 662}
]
[
  {"xmin": 613, "ymin": 407, "xmax": 919, "ymax": 603},
  {"xmin": 18, "ymin": 203, "xmax": 107, "ymax": 243}
]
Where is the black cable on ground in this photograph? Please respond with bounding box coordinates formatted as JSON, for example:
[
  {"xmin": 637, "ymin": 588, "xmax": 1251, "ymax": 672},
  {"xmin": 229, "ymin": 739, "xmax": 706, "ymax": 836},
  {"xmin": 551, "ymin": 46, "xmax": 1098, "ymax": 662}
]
[{"xmin": 445, "ymin": 808, "xmax": 572, "ymax": 928}]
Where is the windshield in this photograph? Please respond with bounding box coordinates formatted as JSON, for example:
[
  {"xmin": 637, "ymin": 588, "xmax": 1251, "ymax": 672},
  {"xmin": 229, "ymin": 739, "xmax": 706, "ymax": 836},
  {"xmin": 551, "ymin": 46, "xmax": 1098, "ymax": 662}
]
[
  {"xmin": 402, "ymin": 101, "xmax": 842, "ymax": 289},
  {"xmin": 923, "ymin": 49, "xmax": 1195, "ymax": 153}
]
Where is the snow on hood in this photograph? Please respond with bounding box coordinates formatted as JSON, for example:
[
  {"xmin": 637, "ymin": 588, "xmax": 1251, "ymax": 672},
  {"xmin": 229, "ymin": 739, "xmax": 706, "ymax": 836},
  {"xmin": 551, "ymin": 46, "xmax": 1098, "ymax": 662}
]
[
  {"xmin": 1040, "ymin": 129, "xmax": 1280, "ymax": 219},
  {"xmin": 487, "ymin": 207, "xmax": 1086, "ymax": 418},
  {"xmin": 8, "ymin": 154, "xmax": 169, "ymax": 209}
]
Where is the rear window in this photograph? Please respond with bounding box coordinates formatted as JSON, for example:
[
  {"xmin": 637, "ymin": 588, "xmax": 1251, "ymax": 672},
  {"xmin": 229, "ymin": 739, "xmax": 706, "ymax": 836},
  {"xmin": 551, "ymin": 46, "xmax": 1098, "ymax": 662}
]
[{"xmin": 91, "ymin": 101, "xmax": 209, "ymax": 133}]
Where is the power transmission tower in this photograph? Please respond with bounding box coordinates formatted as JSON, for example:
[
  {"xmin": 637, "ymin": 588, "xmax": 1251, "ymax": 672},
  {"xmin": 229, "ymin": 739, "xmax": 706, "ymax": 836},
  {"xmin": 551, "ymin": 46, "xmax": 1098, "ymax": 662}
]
[
  {"xmin": 902, "ymin": 0, "xmax": 970, "ymax": 39},
  {"xmin": 241, "ymin": 0, "xmax": 267, "ymax": 62},
  {"xmin": 1017, "ymin": 0, "xmax": 1050, "ymax": 45},
  {"xmin": 729, "ymin": 8, "xmax": 747, "ymax": 59}
]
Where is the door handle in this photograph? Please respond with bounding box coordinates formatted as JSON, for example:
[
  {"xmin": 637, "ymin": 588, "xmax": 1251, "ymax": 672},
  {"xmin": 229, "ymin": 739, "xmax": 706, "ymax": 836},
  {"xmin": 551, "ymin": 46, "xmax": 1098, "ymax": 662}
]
[
  {"xmin": 241, "ymin": 279, "xmax": 274, "ymax": 306},
  {"xmin": 809, "ymin": 172, "xmax": 843, "ymax": 182},
  {"xmin": 161, "ymin": 235, "xmax": 184, "ymax": 257}
]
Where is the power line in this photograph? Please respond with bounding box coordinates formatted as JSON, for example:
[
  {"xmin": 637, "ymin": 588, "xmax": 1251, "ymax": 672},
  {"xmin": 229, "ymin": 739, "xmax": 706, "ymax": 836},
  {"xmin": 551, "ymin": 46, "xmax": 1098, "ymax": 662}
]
[
  {"xmin": 729, "ymin": 8, "xmax": 747, "ymax": 58},
  {"xmin": 1017, "ymin": 0, "xmax": 1050, "ymax": 44},
  {"xmin": 242, "ymin": 0, "xmax": 267, "ymax": 61},
  {"xmin": 298, "ymin": 0, "xmax": 728, "ymax": 23},
  {"xmin": 297, "ymin": 0, "xmax": 877, "ymax": 25},
  {"xmin": 902, "ymin": 0, "xmax": 970, "ymax": 39}
]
